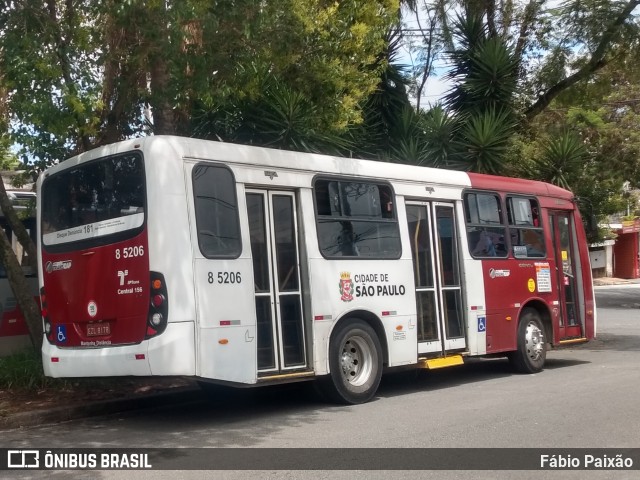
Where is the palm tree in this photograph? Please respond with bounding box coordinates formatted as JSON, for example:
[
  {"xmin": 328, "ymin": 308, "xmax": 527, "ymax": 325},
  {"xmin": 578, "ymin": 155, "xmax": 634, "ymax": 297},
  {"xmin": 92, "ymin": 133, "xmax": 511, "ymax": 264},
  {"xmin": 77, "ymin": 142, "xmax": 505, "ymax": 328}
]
[{"xmin": 424, "ymin": 12, "xmax": 519, "ymax": 174}]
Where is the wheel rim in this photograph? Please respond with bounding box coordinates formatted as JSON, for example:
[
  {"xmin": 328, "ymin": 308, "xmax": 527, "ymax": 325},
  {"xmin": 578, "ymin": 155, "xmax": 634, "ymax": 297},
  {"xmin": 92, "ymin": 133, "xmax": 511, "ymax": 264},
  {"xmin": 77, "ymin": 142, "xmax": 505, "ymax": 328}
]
[
  {"xmin": 525, "ymin": 321, "xmax": 544, "ymax": 362},
  {"xmin": 340, "ymin": 335, "xmax": 373, "ymax": 387}
]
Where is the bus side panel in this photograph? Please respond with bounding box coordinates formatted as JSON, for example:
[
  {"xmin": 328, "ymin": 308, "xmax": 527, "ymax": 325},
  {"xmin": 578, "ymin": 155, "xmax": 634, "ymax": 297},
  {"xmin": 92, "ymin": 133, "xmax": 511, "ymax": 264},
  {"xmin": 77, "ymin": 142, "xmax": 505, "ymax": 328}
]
[
  {"xmin": 183, "ymin": 166, "xmax": 257, "ymax": 384},
  {"xmin": 458, "ymin": 199, "xmax": 488, "ymax": 356},
  {"xmin": 306, "ymin": 256, "xmax": 418, "ymax": 372},
  {"xmin": 145, "ymin": 138, "xmax": 197, "ymax": 325},
  {"xmin": 147, "ymin": 321, "xmax": 196, "ymax": 375},
  {"xmin": 304, "ymin": 193, "xmax": 418, "ymax": 372},
  {"xmin": 481, "ymin": 258, "xmax": 521, "ymax": 352},
  {"xmin": 143, "ymin": 139, "xmax": 197, "ymax": 374},
  {"xmin": 193, "ymin": 257, "xmax": 256, "ymax": 384},
  {"xmin": 480, "ymin": 259, "xmax": 556, "ymax": 353}
]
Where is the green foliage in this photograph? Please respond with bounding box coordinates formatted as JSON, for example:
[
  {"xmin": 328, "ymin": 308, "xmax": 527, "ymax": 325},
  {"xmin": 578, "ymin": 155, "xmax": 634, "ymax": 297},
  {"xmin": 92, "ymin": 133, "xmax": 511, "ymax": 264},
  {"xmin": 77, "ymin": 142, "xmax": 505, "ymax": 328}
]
[
  {"xmin": 192, "ymin": 70, "xmax": 353, "ymax": 155},
  {"xmin": 400, "ymin": 0, "xmax": 640, "ymax": 239},
  {"xmin": 531, "ymin": 131, "xmax": 588, "ymax": 189},
  {"xmin": 419, "ymin": 105, "xmax": 459, "ymax": 167},
  {"xmin": 353, "ymin": 27, "xmax": 414, "ymax": 159},
  {"xmin": 0, "ymin": 349, "xmax": 59, "ymax": 390},
  {"xmin": 514, "ymin": 92, "xmax": 639, "ymax": 241},
  {"xmin": 386, "ymin": 107, "xmax": 434, "ymax": 165},
  {"xmin": 410, "ymin": 12, "xmax": 520, "ymax": 174},
  {"xmin": 457, "ymin": 109, "xmax": 518, "ymax": 174},
  {"xmin": 1, "ymin": 0, "xmax": 400, "ymax": 167}
]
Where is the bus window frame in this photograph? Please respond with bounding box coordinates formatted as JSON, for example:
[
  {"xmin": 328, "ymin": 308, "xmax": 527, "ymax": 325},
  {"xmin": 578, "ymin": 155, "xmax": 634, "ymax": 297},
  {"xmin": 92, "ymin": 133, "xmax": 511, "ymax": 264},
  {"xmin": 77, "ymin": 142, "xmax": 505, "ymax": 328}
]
[
  {"xmin": 40, "ymin": 151, "xmax": 147, "ymax": 254},
  {"xmin": 506, "ymin": 194, "xmax": 546, "ymax": 259},
  {"xmin": 462, "ymin": 189, "xmax": 509, "ymax": 259},
  {"xmin": 191, "ymin": 162, "xmax": 242, "ymax": 260},
  {"xmin": 312, "ymin": 175, "xmax": 402, "ymax": 260}
]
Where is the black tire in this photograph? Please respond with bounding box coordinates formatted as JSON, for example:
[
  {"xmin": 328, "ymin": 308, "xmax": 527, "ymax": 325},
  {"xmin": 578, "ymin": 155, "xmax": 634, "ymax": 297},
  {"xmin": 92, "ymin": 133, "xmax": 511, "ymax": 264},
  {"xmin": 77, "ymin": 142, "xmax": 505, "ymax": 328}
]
[
  {"xmin": 509, "ymin": 308, "xmax": 547, "ymax": 373},
  {"xmin": 318, "ymin": 319, "xmax": 383, "ymax": 405}
]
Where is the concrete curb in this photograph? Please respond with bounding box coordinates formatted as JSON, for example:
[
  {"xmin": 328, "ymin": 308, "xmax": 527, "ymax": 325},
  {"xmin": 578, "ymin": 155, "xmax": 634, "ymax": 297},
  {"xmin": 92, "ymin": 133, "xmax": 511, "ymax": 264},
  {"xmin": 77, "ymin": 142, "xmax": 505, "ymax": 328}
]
[
  {"xmin": 593, "ymin": 282, "xmax": 640, "ymax": 287},
  {"xmin": 593, "ymin": 278, "xmax": 640, "ymax": 287},
  {"xmin": 0, "ymin": 386, "xmax": 203, "ymax": 430}
]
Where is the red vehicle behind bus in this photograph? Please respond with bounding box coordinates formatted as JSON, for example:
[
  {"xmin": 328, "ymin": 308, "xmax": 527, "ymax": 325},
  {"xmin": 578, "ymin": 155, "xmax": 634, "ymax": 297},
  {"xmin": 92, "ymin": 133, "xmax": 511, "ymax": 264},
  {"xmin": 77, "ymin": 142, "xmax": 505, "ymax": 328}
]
[{"xmin": 0, "ymin": 191, "xmax": 39, "ymax": 355}]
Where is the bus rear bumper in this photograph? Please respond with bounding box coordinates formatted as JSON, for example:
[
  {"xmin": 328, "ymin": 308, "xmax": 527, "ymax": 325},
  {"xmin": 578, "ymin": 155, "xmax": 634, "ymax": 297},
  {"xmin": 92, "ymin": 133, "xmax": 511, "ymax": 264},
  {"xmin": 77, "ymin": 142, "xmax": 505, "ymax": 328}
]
[{"xmin": 42, "ymin": 321, "xmax": 196, "ymax": 378}]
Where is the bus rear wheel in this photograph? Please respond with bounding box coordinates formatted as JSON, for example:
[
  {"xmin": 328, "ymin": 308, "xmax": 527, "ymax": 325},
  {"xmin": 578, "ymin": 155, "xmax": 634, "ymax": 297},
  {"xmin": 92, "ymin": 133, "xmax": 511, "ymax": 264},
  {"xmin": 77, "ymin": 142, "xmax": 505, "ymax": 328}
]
[
  {"xmin": 320, "ymin": 319, "xmax": 383, "ymax": 405},
  {"xmin": 509, "ymin": 308, "xmax": 546, "ymax": 374}
]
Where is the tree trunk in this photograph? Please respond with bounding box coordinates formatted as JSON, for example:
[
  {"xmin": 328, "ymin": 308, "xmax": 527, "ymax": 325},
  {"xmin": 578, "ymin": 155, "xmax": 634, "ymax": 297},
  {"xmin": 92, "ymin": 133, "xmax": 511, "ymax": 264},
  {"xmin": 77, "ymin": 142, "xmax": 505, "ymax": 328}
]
[
  {"xmin": 0, "ymin": 180, "xmax": 37, "ymax": 266},
  {"xmin": 149, "ymin": 56, "xmax": 176, "ymax": 135},
  {"xmin": 147, "ymin": 1, "xmax": 175, "ymax": 136}
]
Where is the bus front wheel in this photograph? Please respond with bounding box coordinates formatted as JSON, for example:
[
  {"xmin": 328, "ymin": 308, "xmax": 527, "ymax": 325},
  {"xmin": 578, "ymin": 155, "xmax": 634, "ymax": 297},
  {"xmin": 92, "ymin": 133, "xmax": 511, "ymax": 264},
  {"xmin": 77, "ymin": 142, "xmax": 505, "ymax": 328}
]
[
  {"xmin": 320, "ymin": 319, "xmax": 383, "ymax": 405},
  {"xmin": 509, "ymin": 308, "xmax": 546, "ymax": 374}
]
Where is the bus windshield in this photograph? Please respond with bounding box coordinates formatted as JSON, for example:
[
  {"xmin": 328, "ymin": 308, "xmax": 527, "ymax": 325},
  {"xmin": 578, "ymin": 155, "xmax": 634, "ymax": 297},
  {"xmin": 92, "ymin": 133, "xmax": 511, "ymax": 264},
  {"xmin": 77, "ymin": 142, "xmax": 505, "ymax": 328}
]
[{"xmin": 41, "ymin": 152, "xmax": 145, "ymax": 249}]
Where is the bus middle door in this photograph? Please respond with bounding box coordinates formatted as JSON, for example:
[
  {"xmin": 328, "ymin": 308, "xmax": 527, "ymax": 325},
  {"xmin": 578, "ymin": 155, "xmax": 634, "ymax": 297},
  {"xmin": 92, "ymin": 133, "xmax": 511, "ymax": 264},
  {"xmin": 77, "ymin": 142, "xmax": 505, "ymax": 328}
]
[
  {"xmin": 246, "ymin": 189, "xmax": 308, "ymax": 377},
  {"xmin": 406, "ymin": 201, "xmax": 466, "ymax": 357}
]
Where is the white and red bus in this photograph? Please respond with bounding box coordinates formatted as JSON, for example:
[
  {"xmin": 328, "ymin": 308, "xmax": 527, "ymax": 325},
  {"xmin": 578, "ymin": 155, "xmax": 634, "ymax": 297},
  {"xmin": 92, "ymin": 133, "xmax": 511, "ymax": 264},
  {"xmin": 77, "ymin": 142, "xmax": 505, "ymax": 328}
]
[{"xmin": 37, "ymin": 136, "xmax": 595, "ymax": 404}]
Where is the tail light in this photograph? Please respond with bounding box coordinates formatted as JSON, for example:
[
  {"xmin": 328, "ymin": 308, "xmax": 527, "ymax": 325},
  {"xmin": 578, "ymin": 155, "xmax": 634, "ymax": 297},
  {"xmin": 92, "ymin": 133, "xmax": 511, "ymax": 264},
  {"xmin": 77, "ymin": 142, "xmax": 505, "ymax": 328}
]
[
  {"xmin": 145, "ymin": 272, "xmax": 168, "ymax": 339},
  {"xmin": 40, "ymin": 287, "xmax": 54, "ymax": 344}
]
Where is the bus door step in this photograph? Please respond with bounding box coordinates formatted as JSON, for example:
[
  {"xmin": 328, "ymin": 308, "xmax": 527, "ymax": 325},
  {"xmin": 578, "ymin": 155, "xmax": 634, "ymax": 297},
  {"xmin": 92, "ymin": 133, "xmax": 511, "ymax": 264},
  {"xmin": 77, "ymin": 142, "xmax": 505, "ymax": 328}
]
[{"xmin": 418, "ymin": 355, "xmax": 464, "ymax": 370}]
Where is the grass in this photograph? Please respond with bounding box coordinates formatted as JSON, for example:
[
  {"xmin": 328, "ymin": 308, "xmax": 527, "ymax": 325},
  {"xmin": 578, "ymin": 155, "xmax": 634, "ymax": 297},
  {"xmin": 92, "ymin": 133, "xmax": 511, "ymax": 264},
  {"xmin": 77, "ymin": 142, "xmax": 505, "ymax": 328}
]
[
  {"xmin": 0, "ymin": 349, "xmax": 193, "ymax": 417},
  {"xmin": 0, "ymin": 348, "xmax": 69, "ymax": 390}
]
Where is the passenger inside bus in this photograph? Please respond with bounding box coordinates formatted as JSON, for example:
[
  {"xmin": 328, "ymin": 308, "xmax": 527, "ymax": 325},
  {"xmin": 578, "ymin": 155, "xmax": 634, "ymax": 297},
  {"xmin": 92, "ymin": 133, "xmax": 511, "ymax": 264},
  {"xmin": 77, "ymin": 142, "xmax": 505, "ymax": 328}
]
[
  {"xmin": 531, "ymin": 204, "xmax": 540, "ymax": 227},
  {"xmin": 472, "ymin": 230, "xmax": 497, "ymax": 257}
]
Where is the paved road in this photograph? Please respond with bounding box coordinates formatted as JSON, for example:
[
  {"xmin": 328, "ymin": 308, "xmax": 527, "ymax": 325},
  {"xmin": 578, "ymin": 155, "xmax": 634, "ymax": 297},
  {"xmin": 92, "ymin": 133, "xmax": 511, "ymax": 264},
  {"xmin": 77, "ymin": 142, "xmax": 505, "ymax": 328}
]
[{"xmin": 2, "ymin": 286, "xmax": 639, "ymax": 480}]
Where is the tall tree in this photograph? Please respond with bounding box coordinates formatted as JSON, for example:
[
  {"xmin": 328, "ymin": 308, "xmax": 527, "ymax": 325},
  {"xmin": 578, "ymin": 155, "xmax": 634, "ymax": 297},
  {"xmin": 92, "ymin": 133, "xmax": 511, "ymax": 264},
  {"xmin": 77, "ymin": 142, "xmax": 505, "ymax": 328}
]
[
  {"xmin": 0, "ymin": 0, "xmax": 401, "ymax": 349},
  {"xmin": 404, "ymin": 0, "xmax": 640, "ymax": 119},
  {"xmin": 524, "ymin": 0, "xmax": 640, "ymax": 119},
  {"xmin": 414, "ymin": 12, "xmax": 519, "ymax": 173}
]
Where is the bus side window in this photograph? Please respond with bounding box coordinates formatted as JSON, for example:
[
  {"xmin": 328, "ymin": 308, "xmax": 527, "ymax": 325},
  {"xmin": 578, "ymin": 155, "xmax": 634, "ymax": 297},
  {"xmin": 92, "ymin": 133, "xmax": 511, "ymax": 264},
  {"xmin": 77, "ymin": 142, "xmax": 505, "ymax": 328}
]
[
  {"xmin": 192, "ymin": 165, "xmax": 242, "ymax": 258},
  {"xmin": 463, "ymin": 192, "xmax": 508, "ymax": 258},
  {"xmin": 314, "ymin": 179, "xmax": 400, "ymax": 259},
  {"xmin": 507, "ymin": 196, "xmax": 545, "ymax": 258}
]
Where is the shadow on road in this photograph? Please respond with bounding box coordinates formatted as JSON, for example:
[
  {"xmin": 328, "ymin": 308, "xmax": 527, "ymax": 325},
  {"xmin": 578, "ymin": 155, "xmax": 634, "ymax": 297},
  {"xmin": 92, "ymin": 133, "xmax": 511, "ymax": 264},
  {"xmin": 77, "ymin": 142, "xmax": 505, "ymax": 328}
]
[
  {"xmin": 567, "ymin": 333, "xmax": 640, "ymax": 352},
  {"xmin": 376, "ymin": 358, "xmax": 513, "ymax": 399},
  {"xmin": 543, "ymin": 357, "xmax": 590, "ymax": 369},
  {"xmin": 49, "ymin": 354, "xmax": 599, "ymax": 449}
]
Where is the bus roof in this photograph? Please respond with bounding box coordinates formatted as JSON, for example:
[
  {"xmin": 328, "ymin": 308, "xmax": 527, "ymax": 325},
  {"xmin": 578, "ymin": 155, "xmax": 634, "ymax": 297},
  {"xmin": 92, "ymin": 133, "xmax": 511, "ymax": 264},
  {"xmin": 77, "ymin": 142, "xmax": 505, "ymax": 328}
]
[
  {"xmin": 42, "ymin": 136, "xmax": 574, "ymax": 201},
  {"xmin": 468, "ymin": 172, "xmax": 574, "ymax": 201}
]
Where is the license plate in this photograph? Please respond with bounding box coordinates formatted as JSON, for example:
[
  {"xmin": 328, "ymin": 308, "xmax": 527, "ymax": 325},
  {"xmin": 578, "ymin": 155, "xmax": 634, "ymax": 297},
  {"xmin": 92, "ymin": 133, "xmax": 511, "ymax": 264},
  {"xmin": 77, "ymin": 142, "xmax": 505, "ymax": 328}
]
[{"xmin": 87, "ymin": 323, "xmax": 110, "ymax": 337}]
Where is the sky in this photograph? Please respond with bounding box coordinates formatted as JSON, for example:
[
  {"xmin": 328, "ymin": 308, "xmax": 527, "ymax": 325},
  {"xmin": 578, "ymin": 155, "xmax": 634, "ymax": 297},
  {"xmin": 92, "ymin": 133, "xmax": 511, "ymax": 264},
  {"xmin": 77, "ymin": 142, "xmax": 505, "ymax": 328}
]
[{"xmin": 397, "ymin": 5, "xmax": 451, "ymax": 108}]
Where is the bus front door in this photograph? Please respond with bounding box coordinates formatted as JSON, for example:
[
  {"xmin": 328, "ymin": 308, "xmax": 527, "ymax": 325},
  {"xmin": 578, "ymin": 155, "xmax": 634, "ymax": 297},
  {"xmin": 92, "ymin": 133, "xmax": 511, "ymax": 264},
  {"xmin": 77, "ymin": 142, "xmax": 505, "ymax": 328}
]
[
  {"xmin": 246, "ymin": 190, "xmax": 307, "ymax": 375},
  {"xmin": 406, "ymin": 201, "xmax": 466, "ymax": 356},
  {"xmin": 549, "ymin": 211, "xmax": 583, "ymax": 339}
]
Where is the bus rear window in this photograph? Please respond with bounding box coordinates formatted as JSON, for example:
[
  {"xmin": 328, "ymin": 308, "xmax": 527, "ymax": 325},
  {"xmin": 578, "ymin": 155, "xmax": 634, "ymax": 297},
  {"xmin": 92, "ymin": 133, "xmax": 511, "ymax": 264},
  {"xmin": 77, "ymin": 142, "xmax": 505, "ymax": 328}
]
[{"xmin": 41, "ymin": 152, "xmax": 145, "ymax": 248}]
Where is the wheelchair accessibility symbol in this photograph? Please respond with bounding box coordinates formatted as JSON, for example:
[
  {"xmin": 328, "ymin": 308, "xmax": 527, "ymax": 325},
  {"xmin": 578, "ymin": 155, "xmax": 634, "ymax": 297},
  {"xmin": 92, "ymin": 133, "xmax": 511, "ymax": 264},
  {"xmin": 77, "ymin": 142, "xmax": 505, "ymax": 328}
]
[
  {"xmin": 56, "ymin": 325, "xmax": 67, "ymax": 343},
  {"xmin": 477, "ymin": 316, "xmax": 486, "ymax": 333}
]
